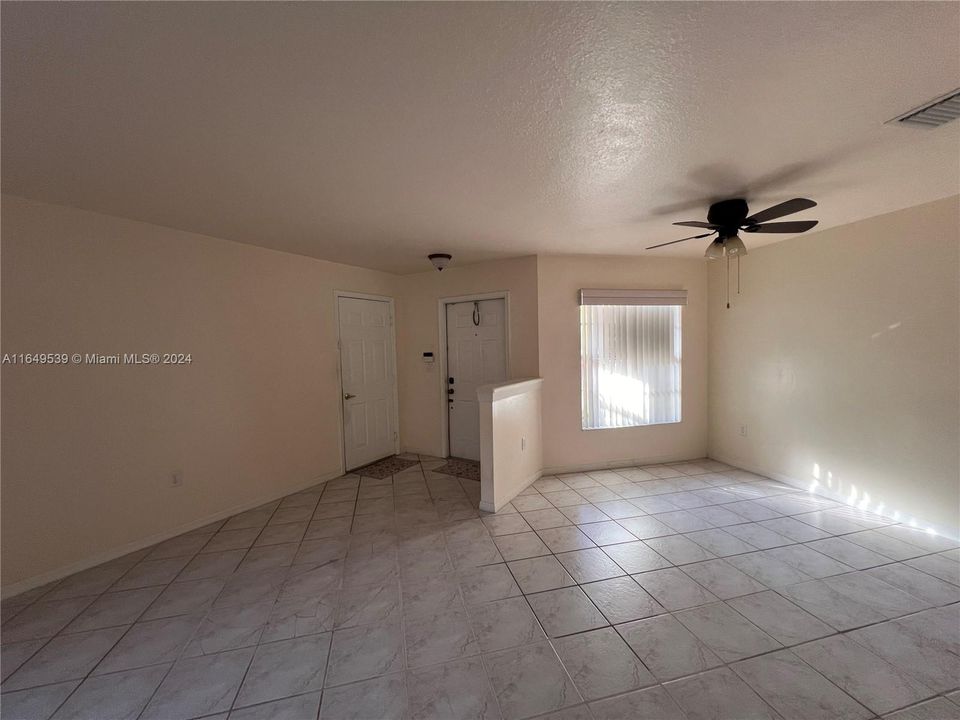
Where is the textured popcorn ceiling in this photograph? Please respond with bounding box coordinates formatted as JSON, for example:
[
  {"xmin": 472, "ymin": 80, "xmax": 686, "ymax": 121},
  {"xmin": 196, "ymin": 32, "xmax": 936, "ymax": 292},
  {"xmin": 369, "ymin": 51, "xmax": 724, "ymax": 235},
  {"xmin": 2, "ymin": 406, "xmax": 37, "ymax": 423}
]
[{"xmin": 2, "ymin": 2, "xmax": 957, "ymax": 273}]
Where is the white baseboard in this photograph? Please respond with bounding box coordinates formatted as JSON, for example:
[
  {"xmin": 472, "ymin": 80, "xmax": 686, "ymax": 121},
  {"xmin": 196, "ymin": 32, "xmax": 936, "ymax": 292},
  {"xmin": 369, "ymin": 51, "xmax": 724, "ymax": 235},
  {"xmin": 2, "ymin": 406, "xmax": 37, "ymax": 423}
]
[
  {"xmin": 708, "ymin": 451, "xmax": 960, "ymax": 542},
  {"xmin": 481, "ymin": 469, "xmax": 541, "ymax": 513},
  {"xmin": 1, "ymin": 469, "xmax": 343, "ymax": 600},
  {"xmin": 479, "ymin": 453, "xmax": 709, "ymax": 513},
  {"xmin": 541, "ymin": 452, "xmax": 707, "ymax": 476}
]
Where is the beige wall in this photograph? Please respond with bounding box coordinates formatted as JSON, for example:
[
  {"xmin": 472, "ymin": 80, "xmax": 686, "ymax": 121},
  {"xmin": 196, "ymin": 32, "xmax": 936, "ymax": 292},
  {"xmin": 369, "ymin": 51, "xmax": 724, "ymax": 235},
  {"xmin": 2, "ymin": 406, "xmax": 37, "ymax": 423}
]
[
  {"xmin": 708, "ymin": 196, "xmax": 960, "ymax": 534},
  {"xmin": 395, "ymin": 256, "xmax": 539, "ymax": 457},
  {"xmin": 537, "ymin": 255, "xmax": 709, "ymax": 472},
  {"xmin": 1, "ymin": 196, "xmax": 397, "ymax": 591}
]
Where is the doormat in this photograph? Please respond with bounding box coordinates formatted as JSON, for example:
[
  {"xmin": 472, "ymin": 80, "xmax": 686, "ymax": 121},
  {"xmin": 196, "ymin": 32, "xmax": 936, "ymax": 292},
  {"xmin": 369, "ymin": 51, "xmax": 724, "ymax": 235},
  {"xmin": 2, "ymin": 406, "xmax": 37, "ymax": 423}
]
[
  {"xmin": 434, "ymin": 457, "xmax": 481, "ymax": 482},
  {"xmin": 354, "ymin": 455, "xmax": 418, "ymax": 479}
]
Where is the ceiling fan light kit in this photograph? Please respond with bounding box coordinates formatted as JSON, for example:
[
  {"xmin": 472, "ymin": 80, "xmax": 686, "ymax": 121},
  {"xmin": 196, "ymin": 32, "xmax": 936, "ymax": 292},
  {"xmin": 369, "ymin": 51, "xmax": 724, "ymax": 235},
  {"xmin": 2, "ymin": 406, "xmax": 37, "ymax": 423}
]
[
  {"xmin": 724, "ymin": 235, "xmax": 748, "ymax": 257},
  {"xmin": 704, "ymin": 240, "xmax": 725, "ymax": 260},
  {"xmin": 703, "ymin": 235, "xmax": 747, "ymax": 259}
]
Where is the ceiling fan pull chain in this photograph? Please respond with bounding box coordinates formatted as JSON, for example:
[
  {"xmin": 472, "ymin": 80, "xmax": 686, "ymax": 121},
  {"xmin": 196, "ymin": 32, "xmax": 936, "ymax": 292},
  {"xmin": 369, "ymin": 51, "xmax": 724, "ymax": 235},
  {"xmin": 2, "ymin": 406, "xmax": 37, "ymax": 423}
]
[
  {"xmin": 726, "ymin": 255, "xmax": 731, "ymax": 309},
  {"xmin": 737, "ymin": 255, "xmax": 741, "ymax": 295}
]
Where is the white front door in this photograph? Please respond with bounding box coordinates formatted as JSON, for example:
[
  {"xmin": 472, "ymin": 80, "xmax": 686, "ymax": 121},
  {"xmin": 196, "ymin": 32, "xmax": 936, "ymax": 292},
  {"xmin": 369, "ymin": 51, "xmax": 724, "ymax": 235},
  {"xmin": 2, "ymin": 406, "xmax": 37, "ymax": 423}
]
[
  {"xmin": 446, "ymin": 298, "xmax": 507, "ymax": 460},
  {"xmin": 338, "ymin": 296, "xmax": 397, "ymax": 471}
]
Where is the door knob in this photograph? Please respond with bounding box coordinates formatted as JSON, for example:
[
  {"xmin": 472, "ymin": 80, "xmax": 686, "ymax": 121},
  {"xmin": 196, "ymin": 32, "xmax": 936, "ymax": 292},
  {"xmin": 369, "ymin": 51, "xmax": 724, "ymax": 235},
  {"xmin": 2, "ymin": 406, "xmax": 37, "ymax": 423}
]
[{"xmin": 344, "ymin": 393, "xmax": 356, "ymax": 400}]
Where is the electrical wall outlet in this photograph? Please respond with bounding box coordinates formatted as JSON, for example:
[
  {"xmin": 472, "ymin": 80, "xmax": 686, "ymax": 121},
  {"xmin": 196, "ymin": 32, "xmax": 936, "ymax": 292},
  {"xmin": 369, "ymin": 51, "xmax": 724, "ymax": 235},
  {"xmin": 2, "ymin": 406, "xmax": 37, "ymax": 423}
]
[
  {"xmin": 171, "ymin": 470, "xmax": 184, "ymax": 487},
  {"xmin": 739, "ymin": 425, "xmax": 748, "ymax": 437}
]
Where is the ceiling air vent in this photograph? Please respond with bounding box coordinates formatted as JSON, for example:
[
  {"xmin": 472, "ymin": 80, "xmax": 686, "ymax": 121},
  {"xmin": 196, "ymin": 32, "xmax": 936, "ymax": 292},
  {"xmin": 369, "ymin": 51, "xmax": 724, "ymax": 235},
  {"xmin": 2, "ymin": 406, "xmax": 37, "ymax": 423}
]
[{"xmin": 888, "ymin": 89, "xmax": 960, "ymax": 128}]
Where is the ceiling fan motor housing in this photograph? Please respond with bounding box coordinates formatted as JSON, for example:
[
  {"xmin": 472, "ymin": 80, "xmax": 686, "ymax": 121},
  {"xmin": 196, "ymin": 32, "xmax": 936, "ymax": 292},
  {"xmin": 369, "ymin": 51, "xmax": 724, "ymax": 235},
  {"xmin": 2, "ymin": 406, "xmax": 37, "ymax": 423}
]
[{"xmin": 707, "ymin": 198, "xmax": 749, "ymax": 231}]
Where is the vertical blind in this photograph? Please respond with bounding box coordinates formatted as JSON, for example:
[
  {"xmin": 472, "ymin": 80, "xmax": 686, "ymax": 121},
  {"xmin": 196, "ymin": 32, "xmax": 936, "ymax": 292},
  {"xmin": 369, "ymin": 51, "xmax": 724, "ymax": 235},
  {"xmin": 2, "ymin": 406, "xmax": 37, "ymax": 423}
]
[{"xmin": 580, "ymin": 294, "xmax": 683, "ymax": 430}]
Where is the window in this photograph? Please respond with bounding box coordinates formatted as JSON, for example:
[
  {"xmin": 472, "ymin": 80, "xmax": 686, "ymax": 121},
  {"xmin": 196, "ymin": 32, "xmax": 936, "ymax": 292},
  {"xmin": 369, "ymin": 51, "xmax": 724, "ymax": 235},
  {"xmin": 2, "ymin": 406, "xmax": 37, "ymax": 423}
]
[{"xmin": 579, "ymin": 289, "xmax": 684, "ymax": 430}]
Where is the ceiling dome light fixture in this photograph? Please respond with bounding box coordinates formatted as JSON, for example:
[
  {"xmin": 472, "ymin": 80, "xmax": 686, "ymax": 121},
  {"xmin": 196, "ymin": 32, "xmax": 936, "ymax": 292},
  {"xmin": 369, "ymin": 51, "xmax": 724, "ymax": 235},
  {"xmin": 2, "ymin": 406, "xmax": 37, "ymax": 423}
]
[{"xmin": 428, "ymin": 253, "xmax": 452, "ymax": 271}]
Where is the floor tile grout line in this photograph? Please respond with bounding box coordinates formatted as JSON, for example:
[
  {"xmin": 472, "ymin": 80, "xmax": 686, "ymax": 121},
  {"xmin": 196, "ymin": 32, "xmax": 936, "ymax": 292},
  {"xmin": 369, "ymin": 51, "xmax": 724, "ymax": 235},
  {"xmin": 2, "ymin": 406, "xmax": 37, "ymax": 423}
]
[
  {"xmin": 487, "ymin": 524, "xmax": 949, "ymax": 589},
  {"xmin": 8, "ymin": 586, "xmax": 954, "ymax": 718},
  {"xmin": 44, "ymin": 559, "xmax": 220, "ymax": 718},
  {"xmin": 132, "ymin": 485, "xmax": 303, "ymax": 720},
  {"xmin": 0, "ymin": 627, "xmax": 59, "ymax": 689},
  {"xmin": 728, "ymin": 628, "xmax": 933, "ymax": 718},
  {"xmin": 2, "ymin": 582, "xmax": 163, "ymax": 693},
  {"xmin": 17, "ymin": 519, "xmax": 243, "ymax": 717},
  {"xmin": 314, "ymin": 457, "xmax": 468, "ymax": 711},
  {"xmin": 389, "ymin": 458, "xmax": 419, "ymax": 720},
  {"xmin": 210, "ymin": 477, "xmax": 355, "ymax": 713},
  {"xmin": 596, "ymin": 574, "xmax": 950, "ymax": 708},
  {"xmin": 477, "ymin": 478, "xmax": 957, "ymax": 716},
  {"xmin": 412, "ymin": 457, "xmax": 499, "ymax": 715},
  {"xmin": 518, "ymin": 484, "xmax": 957, "ymax": 602},
  {"xmin": 496, "ymin": 484, "xmax": 955, "ymax": 588},
  {"xmin": 594, "ymin": 596, "xmax": 932, "ymax": 716},
  {"xmin": 297, "ymin": 468, "xmax": 366, "ymax": 710}
]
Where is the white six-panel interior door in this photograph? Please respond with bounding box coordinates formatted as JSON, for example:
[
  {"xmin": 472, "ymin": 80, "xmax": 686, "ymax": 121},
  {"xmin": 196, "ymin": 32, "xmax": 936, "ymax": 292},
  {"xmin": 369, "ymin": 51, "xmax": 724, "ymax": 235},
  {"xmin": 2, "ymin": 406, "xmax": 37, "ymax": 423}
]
[
  {"xmin": 446, "ymin": 298, "xmax": 507, "ymax": 461},
  {"xmin": 338, "ymin": 295, "xmax": 397, "ymax": 471}
]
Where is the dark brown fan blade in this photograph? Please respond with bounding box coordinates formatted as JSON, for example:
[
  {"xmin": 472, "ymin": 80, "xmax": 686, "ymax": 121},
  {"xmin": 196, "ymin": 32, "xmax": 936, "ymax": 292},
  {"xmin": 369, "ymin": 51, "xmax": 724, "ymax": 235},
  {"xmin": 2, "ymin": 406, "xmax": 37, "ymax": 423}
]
[
  {"xmin": 673, "ymin": 221, "xmax": 720, "ymax": 229},
  {"xmin": 743, "ymin": 220, "xmax": 819, "ymax": 233},
  {"xmin": 744, "ymin": 198, "xmax": 816, "ymax": 224},
  {"xmin": 646, "ymin": 232, "xmax": 715, "ymax": 250}
]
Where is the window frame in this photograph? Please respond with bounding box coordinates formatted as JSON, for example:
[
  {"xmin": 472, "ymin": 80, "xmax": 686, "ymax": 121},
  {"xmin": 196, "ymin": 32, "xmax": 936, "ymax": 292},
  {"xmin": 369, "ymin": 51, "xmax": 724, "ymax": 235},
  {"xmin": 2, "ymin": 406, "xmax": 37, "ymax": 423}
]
[{"xmin": 579, "ymin": 301, "xmax": 684, "ymax": 431}]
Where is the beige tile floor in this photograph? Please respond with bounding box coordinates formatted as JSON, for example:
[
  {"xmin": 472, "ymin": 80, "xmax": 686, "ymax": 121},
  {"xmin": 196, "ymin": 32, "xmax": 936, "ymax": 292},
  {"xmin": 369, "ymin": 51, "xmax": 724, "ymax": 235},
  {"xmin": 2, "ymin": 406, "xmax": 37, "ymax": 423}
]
[{"xmin": 1, "ymin": 456, "xmax": 958, "ymax": 720}]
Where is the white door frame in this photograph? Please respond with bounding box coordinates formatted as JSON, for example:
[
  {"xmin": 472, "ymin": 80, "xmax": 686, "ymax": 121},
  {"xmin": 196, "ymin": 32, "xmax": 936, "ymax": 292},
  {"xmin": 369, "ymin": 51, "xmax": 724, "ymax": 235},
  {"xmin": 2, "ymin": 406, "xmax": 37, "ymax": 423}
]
[
  {"xmin": 334, "ymin": 290, "xmax": 400, "ymax": 473},
  {"xmin": 437, "ymin": 291, "xmax": 511, "ymax": 459}
]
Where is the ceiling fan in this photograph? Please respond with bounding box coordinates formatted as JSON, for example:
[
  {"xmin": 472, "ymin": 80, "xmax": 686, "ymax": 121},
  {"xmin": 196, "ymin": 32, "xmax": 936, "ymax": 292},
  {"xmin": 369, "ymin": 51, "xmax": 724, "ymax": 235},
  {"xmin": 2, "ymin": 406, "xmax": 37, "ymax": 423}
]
[{"xmin": 646, "ymin": 198, "xmax": 819, "ymax": 258}]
